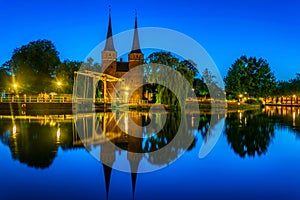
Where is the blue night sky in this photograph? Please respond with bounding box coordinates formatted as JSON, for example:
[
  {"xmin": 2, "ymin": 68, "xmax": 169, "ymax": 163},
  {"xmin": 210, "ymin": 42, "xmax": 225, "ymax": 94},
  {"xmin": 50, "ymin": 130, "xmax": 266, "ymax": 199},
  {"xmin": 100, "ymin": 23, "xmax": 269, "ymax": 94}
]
[{"xmin": 1, "ymin": 0, "xmax": 300, "ymax": 81}]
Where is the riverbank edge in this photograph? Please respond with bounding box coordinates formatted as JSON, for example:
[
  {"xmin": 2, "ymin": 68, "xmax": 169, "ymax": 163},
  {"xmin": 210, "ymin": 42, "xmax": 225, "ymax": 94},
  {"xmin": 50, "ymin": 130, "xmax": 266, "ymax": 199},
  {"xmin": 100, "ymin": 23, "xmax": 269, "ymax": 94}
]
[{"xmin": 0, "ymin": 101, "xmax": 262, "ymax": 114}]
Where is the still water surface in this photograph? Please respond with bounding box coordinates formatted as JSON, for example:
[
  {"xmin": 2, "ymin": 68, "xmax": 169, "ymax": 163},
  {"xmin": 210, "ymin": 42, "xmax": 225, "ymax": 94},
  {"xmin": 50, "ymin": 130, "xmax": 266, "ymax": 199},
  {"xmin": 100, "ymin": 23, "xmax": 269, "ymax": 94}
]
[{"xmin": 0, "ymin": 106, "xmax": 300, "ymax": 200}]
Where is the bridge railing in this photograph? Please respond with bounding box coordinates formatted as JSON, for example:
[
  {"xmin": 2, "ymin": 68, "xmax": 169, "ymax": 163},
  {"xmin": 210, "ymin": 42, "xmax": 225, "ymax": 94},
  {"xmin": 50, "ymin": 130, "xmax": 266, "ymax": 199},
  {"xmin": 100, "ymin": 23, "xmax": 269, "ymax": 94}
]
[
  {"xmin": 0, "ymin": 96, "xmax": 71, "ymax": 103},
  {"xmin": 93, "ymin": 98, "xmax": 148, "ymax": 104},
  {"xmin": 264, "ymin": 96, "xmax": 300, "ymax": 105}
]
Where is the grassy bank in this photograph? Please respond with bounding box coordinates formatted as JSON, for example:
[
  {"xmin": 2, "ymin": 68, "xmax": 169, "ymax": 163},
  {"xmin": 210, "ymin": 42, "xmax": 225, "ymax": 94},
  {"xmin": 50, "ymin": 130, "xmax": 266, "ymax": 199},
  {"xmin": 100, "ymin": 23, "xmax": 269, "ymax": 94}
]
[
  {"xmin": 226, "ymin": 102, "xmax": 261, "ymax": 110},
  {"xmin": 186, "ymin": 100, "xmax": 261, "ymax": 112}
]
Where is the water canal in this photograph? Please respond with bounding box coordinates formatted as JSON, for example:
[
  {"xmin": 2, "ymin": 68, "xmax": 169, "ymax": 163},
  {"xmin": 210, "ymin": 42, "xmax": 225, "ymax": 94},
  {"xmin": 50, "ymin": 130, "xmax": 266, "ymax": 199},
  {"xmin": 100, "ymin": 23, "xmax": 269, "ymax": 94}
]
[{"xmin": 0, "ymin": 106, "xmax": 300, "ymax": 199}]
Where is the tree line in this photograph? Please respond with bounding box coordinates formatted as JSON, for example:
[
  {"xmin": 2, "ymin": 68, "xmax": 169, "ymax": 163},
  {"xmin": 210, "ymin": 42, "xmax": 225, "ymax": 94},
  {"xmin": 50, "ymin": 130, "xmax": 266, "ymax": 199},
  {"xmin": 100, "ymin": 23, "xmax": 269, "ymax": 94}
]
[
  {"xmin": 0, "ymin": 39, "xmax": 213, "ymax": 102},
  {"xmin": 1, "ymin": 39, "xmax": 79, "ymax": 94},
  {"xmin": 225, "ymin": 56, "xmax": 299, "ymax": 99},
  {"xmin": 1, "ymin": 39, "xmax": 299, "ymax": 101}
]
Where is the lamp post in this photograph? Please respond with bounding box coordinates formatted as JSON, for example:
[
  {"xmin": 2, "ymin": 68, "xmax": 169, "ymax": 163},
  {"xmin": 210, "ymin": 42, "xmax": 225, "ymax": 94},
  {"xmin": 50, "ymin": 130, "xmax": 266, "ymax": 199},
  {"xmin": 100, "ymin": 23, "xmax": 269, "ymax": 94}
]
[
  {"xmin": 57, "ymin": 81, "xmax": 62, "ymax": 102},
  {"xmin": 292, "ymin": 94, "xmax": 296, "ymax": 106},
  {"xmin": 12, "ymin": 83, "xmax": 18, "ymax": 102},
  {"xmin": 238, "ymin": 94, "xmax": 243, "ymax": 102},
  {"xmin": 57, "ymin": 81, "xmax": 62, "ymax": 88}
]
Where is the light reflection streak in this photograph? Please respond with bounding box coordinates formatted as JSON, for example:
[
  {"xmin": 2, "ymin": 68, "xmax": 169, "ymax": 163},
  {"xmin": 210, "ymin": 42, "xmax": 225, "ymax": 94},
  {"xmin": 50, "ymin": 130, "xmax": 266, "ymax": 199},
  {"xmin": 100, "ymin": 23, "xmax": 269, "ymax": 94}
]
[
  {"xmin": 56, "ymin": 127, "xmax": 61, "ymax": 142},
  {"xmin": 12, "ymin": 125, "xmax": 17, "ymax": 135},
  {"xmin": 293, "ymin": 111, "xmax": 296, "ymax": 127}
]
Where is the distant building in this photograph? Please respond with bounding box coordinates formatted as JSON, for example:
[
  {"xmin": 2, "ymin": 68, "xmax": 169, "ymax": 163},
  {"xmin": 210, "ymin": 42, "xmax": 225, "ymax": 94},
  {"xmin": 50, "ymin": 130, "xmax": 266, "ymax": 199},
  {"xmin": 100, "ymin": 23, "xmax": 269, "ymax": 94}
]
[{"xmin": 101, "ymin": 8, "xmax": 144, "ymax": 103}]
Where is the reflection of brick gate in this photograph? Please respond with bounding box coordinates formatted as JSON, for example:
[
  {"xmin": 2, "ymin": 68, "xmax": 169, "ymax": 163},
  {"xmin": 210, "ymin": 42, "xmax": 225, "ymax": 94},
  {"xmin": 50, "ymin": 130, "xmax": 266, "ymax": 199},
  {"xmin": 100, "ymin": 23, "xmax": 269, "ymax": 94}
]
[
  {"xmin": 72, "ymin": 112, "xmax": 122, "ymax": 146},
  {"xmin": 73, "ymin": 70, "xmax": 120, "ymax": 103},
  {"xmin": 73, "ymin": 111, "xmax": 143, "ymax": 197},
  {"xmin": 73, "ymin": 112, "xmax": 143, "ymax": 146}
]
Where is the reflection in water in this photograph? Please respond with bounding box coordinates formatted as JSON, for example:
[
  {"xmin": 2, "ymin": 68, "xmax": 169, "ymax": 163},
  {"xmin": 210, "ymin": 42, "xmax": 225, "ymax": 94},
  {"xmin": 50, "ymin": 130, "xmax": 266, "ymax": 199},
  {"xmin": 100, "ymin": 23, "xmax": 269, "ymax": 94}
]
[
  {"xmin": 0, "ymin": 112, "xmax": 215, "ymax": 198},
  {"xmin": 1, "ymin": 108, "xmax": 298, "ymax": 169},
  {"xmin": 76, "ymin": 111, "xmax": 196, "ymax": 164},
  {"xmin": 224, "ymin": 110, "xmax": 275, "ymax": 158},
  {"xmin": 56, "ymin": 127, "xmax": 61, "ymax": 143},
  {"xmin": 75, "ymin": 111, "xmax": 189, "ymax": 198},
  {"xmin": 1, "ymin": 108, "xmax": 300, "ymax": 199},
  {"xmin": 74, "ymin": 110, "xmax": 227, "ymax": 199},
  {"xmin": 224, "ymin": 106, "xmax": 300, "ymax": 157},
  {"xmin": 264, "ymin": 106, "xmax": 300, "ymax": 138},
  {"xmin": 0, "ymin": 115, "xmax": 82, "ymax": 169},
  {"xmin": 197, "ymin": 114, "xmax": 211, "ymax": 138},
  {"xmin": 1, "ymin": 108, "xmax": 300, "ymax": 198}
]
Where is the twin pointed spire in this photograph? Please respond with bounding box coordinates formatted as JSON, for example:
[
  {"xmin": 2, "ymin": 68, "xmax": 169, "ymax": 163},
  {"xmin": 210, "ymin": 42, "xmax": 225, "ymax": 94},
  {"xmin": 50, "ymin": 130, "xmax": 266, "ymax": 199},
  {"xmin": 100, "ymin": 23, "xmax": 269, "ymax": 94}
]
[
  {"xmin": 104, "ymin": 6, "xmax": 141, "ymax": 54},
  {"xmin": 104, "ymin": 5, "xmax": 115, "ymax": 51},
  {"xmin": 130, "ymin": 9, "xmax": 142, "ymax": 54}
]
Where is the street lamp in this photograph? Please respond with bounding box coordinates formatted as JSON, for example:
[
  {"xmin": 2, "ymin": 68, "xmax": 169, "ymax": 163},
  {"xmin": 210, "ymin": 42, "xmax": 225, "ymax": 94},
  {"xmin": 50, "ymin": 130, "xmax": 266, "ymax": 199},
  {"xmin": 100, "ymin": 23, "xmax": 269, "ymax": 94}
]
[
  {"xmin": 292, "ymin": 94, "xmax": 296, "ymax": 105},
  {"xmin": 12, "ymin": 83, "xmax": 18, "ymax": 100},
  {"xmin": 238, "ymin": 94, "xmax": 243, "ymax": 102},
  {"xmin": 56, "ymin": 81, "xmax": 62, "ymax": 102}
]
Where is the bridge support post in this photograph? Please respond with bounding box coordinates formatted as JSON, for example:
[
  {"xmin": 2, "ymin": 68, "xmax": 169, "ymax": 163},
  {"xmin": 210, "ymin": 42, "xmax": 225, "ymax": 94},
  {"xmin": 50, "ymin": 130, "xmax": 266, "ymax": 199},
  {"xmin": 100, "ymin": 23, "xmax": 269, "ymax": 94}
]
[
  {"xmin": 103, "ymin": 76, "xmax": 107, "ymax": 105},
  {"xmin": 93, "ymin": 77, "xmax": 96, "ymax": 104}
]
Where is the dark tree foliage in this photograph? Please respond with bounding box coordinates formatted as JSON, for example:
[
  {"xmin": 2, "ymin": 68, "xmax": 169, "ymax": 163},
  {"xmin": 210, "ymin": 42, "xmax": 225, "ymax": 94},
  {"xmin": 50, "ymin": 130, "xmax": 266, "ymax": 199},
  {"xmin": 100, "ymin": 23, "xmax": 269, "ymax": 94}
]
[
  {"xmin": 193, "ymin": 78, "xmax": 208, "ymax": 97},
  {"xmin": 74, "ymin": 57, "xmax": 102, "ymax": 98},
  {"xmin": 4, "ymin": 39, "xmax": 60, "ymax": 93},
  {"xmin": 145, "ymin": 51, "xmax": 196, "ymax": 107},
  {"xmin": 224, "ymin": 110, "xmax": 275, "ymax": 158},
  {"xmin": 181, "ymin": 59, "xmax": 199, "ymax": 76},
  {"xmin": 201, "ymin": 68, "xmax": 224, "ymax": 98},
  {"xmin": 142, "ymin": 111, "xmax": 195, "ymax": 165},
  {"xmin": 225, "ymin": 56, "xmax": 277, "ymax": 99},
  {"xmin": 0, "ymin": 66, "xmax": 10, "ymax": 92},
  {"xmin": 275, "ymin": 73, "xmax": 300, "ymax": 96},
  {"xmin": 55, "ymin": 60, "xmax": 81, "ymax": 93},
  {"xmin": 147, "ymin": 52, "xmax": 196, "ymax": 84},
  {"xmin": 0, "ymin": 120, "xmax": 82, "ymax": 169}
]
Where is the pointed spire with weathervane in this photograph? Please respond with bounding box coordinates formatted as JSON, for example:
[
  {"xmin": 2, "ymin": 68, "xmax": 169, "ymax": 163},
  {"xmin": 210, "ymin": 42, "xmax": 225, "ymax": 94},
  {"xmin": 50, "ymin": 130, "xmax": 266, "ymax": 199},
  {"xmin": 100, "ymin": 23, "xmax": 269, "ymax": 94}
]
[
  {"xmin": 130, "ymin": 9, "xmax": 142, "ymax": 53},
  {"xmin": 104, "ymin": 5, "xmax": 115, "ymax": 51},
  {"xmin": 127, "ymin": 9, "xmax": 144, "ymax": 100},
  {"xmin": 102, "ymin": 5, "xmax": 117, "ymax": 71}
]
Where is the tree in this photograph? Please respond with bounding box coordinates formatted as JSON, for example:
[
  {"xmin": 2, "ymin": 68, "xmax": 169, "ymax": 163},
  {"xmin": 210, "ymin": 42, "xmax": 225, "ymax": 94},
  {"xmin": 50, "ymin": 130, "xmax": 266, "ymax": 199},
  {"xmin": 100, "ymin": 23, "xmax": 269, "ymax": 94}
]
[
  {"xmin": 73, "ymin": 58, "xmax": 102, "ymax": 98},
  {"xmin": 275, "ymin": 73, "xmax": 300, "ymax": 96},
  {"xmin": 181, "ymin": 59, "xmax": 199, "ymax": 77},
  {"xmin": 289, "ymin": 74, "xmax": 300, "ymax": 95},
  {"xmin": 146, "ymin": 52, "xmax": 195, "ymax": 84},
  {"xmin": 7, "ymin": 121, "xmax": 59, "ymax": 169},
  {"xmin": 55, "ymin": 60, "xmax": 81, "ymax": 93},
  {"xmin": 80, "ymin": 57, "xmax": 101, "ymax": 72},
  {"xmin": 0, "ymin": 66, "xmax": 10, "ymax": 92},
  {"xmin": 225, "ymin": 56, "xmax": 277, "ymax": 99},
  {"xmin": 4, "ymin": 39, "xmax": 60, "ymax": 93},
  {"xmin": 224, "ymin": 110, "xmax": 275, "ymax": 158},
  {"xmin": 145, "ymin": 52, "xmax": 196, "ymax": 107},
  {"xmin": 202, "ymin": 68, "xmax": 216, "ymax": 88},
  {"xmin": 193, "ymin": 78, "xmax": 208, "ymax": 97},
  {"xmin": 201, "ymin": 68, "xmax": 223, "ymax": 98},
  {"xmin": 142, "ymin": 112, "xmax": 196, "ymax": 164}
]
